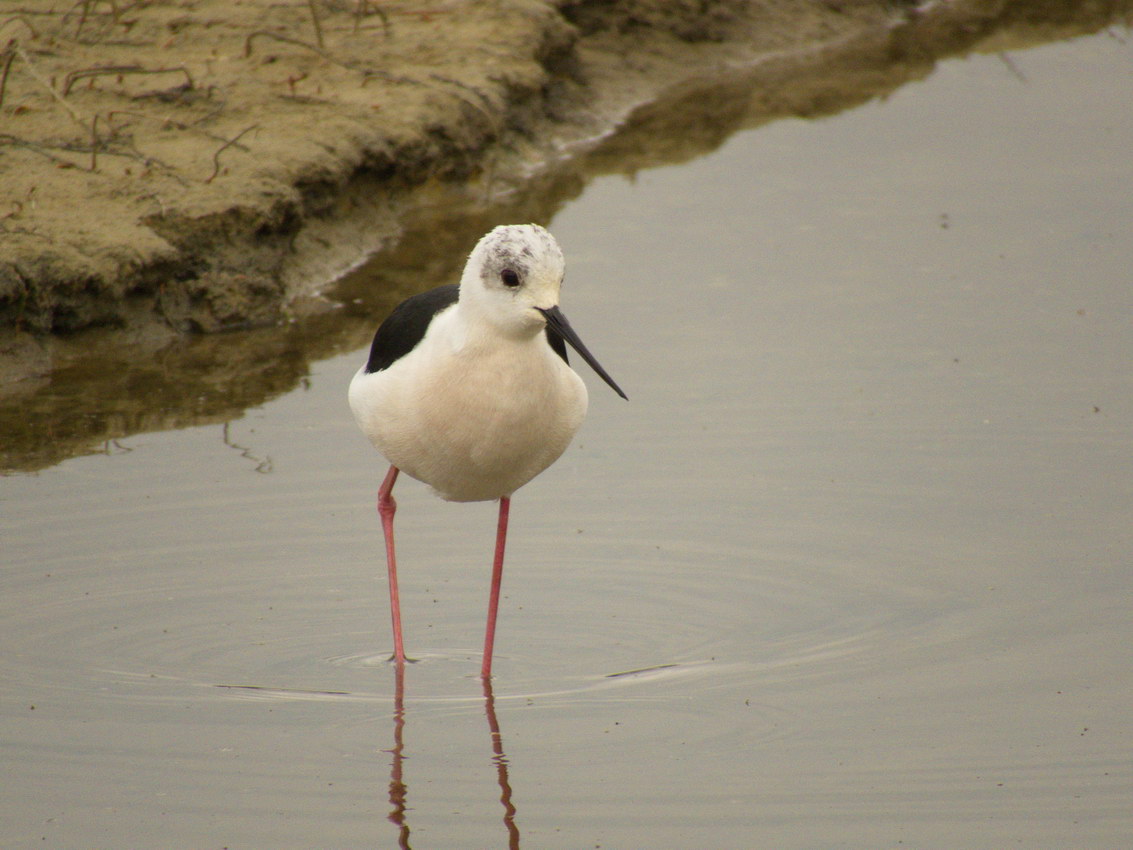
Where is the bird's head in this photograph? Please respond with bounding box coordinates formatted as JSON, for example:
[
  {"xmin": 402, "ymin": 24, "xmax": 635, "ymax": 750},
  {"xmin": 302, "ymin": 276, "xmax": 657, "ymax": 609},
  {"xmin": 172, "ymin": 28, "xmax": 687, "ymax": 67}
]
[
  {"xmin": 459, "ymin": 223, "xmax": 627, "ymax": 400},
  {"xmin": 460, "ymin": 223, "xmax": 566, "ymax": 337}
]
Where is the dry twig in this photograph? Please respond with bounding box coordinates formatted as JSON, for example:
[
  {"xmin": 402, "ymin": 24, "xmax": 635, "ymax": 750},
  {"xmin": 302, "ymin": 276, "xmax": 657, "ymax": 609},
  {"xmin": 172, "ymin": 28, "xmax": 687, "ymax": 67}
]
[
  {"xmin": 0, "ymin": 48, "xmax": 15, "ymax": 111},
  {"xmin": 243, "ymin": 30, "xmax": 417, "ymax": 86},
  {"xmin": 63, "ymin": 64, "xmax": 194, "ymax": 96},
  {"xmin": 353, "ymin": 1, "xmax": 391, "ymax": 36},
  {"xmin": 0, "ymin": 15, "xmax": 39, "ymax": 40},
  {"xmin": 306, "ymin": 0, "xmax": 325, "ymax": 49},
  {"xmin": 205, "ymin": 124, "xmax": 258, "ymax": 183},
  {"xmin": 12, "ymin": 44, "xmax": 89, "ymax": 129},
  {"xmin": 89, "ymin": 111, "xmax": 100, "ymax": 170}
]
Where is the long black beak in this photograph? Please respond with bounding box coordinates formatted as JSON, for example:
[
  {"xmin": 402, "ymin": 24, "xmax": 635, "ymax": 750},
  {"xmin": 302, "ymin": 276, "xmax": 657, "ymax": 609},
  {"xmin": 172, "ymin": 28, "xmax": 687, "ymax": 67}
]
[{"xmin": 538, "ymin": 305, "xmax": 628, "ymax": 400}]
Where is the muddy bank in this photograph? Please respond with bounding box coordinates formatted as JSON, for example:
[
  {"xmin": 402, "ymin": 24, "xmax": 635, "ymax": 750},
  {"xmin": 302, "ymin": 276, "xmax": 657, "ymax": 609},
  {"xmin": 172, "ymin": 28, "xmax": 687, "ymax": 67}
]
[
  {"xmin": 1, "ymin": 0, "xmax": 1130, "ymax": 471},
  {"xmin": 0, "ymin": 0, "xmax": 874, "ymax": 336}
]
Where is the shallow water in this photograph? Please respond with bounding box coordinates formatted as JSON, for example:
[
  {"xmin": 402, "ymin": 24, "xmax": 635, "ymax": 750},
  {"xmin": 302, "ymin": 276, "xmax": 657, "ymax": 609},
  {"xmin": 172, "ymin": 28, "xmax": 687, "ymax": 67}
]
[{"xmin": 4, "ymin": 27, "xmax": 1133, "ymax": 849}]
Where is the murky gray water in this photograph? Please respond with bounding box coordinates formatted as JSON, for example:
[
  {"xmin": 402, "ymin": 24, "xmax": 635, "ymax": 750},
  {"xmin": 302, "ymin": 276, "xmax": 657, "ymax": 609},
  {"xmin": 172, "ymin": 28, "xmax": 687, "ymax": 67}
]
[{"xmin": 4, "ymin": 27, "xmax": 1133, "ymax": 849}]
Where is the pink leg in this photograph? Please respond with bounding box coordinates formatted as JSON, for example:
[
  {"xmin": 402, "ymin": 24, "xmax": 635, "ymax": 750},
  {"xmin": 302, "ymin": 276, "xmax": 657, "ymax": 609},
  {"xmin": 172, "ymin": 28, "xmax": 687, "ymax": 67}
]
[
  {"xmin": 378, "ymin": 465, "xmax": 406, "ymax": 665},
  {"xmin": 481, "ymin": 496, "xmax": 511, "ymax": 679}
]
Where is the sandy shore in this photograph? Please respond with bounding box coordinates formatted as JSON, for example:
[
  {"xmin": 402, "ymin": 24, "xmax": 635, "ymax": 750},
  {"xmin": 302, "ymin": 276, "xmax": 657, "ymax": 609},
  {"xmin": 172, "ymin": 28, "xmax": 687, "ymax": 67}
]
[{"xmin": 0, "ymin": 0, "xmax": 876, "ymax": 333}]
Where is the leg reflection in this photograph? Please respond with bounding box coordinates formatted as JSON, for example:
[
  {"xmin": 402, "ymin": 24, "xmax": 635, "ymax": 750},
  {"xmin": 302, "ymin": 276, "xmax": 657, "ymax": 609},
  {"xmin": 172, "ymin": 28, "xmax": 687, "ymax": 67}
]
[
  {"xmin": 386, "ymin": 662, "xmax": 411, "ymax": 849},
  {"xmin": 482, "ymin": 678, "xmax": 521, "ymax": 849}
]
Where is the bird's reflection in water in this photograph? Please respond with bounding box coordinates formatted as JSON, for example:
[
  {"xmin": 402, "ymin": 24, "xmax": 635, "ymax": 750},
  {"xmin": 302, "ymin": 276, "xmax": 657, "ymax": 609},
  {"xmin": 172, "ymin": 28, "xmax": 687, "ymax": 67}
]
[
  {"xmin": 483, "ymin": 678, "xmax": 521, "ymax": 849},
  {"xmin": 386, "ymin": 664, "xmax": 411, "ymax": 849},
  {"xmin": 384, "ymin": 667, "xmax": 521, "ymax": 849}
]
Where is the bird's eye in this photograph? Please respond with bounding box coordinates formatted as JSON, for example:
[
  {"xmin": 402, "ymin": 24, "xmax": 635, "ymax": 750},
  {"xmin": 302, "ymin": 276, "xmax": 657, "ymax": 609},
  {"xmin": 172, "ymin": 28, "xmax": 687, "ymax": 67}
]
[{"xmin": 500, "ymin": 269, "xmax": 520, "ymax": 288}]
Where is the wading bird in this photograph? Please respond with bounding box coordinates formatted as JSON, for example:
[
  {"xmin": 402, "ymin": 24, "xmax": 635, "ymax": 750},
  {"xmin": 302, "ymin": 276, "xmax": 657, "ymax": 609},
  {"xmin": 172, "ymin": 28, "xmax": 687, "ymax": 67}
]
[{"xmin": 349, "ymin": 224, "xmax": 626, "ymax": 678}]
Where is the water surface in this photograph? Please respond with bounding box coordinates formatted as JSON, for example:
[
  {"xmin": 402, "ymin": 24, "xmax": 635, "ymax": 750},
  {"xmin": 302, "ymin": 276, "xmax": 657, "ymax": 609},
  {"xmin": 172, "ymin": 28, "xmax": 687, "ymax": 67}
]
[{"xmin": 3, "ymin": 26, "xmax": 1132, "ymax": 849}]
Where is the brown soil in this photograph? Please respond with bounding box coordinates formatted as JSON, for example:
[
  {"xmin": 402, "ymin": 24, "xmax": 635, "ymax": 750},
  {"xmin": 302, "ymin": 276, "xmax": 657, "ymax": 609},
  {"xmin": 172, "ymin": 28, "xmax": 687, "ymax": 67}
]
[{"xmin": 2, "ymin": 0, "xmax": 951, "ymax": 339}]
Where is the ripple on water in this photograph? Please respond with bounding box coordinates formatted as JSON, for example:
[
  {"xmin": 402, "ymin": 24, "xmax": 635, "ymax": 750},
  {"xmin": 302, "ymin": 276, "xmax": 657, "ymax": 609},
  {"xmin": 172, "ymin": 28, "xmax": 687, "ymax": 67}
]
[{"xmin": 2, "ymin": 486, "xmax": 963, "ymax": 750}]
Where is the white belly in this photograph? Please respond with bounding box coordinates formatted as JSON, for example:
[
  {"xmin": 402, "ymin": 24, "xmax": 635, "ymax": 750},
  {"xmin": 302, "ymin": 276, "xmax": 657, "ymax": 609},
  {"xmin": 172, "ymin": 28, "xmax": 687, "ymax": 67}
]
[{"xmin": 349, "ymin": 327, "xmax": 588, "ymax": 502}]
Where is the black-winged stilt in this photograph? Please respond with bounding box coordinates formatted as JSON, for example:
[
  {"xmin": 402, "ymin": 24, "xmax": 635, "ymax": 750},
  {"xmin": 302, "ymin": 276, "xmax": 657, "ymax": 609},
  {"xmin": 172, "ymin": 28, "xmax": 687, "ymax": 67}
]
[{"xmin": 349, "ymin": 224, "xmax": 626, "ymax": 678}]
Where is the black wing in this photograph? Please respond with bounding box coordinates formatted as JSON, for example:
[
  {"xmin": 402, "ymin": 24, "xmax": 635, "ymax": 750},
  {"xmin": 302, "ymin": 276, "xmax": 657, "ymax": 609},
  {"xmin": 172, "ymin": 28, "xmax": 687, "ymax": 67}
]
[{"xmin": 363, "ymin": 284, "xmax": 460, "ymax": 374}]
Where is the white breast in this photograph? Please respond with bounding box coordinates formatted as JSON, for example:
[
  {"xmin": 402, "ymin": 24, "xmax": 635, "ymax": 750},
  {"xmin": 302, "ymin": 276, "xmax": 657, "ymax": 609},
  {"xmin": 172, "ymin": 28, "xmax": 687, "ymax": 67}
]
[{"xmin": 349, "ymin": 310, "xmax": 588, "ymax": 502}]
